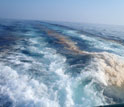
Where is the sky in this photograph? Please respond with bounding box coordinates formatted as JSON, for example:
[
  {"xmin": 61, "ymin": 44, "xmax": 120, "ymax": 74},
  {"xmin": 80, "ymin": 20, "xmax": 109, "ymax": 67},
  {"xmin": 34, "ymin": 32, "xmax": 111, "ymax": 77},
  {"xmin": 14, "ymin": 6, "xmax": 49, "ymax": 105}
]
[{"xmin": 0, "ymin": 0, "xmax": 124, "ymax": 25}]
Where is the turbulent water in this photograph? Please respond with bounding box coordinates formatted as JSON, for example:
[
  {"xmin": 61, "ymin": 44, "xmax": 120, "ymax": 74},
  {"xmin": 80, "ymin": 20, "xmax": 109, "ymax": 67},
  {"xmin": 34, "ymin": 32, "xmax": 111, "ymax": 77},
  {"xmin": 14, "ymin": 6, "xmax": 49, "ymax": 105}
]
[{"xmin": 0, "ymin": 19, "xmax": 124, "ymax": 107}]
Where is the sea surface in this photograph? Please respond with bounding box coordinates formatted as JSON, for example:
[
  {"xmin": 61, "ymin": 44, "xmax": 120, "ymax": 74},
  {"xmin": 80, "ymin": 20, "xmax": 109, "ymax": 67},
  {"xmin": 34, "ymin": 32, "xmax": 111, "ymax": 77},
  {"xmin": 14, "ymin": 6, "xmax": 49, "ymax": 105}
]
[{"xmin": 0, "ymin": 19, "xmax": 124, "ymax": 107}]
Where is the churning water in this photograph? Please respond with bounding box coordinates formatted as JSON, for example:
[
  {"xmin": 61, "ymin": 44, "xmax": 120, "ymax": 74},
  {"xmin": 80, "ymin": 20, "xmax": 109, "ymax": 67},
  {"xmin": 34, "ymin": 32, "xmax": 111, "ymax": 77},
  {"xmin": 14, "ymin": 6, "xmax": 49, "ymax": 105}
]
[{"xmin": 0, "ymin": 19, "xmax": 124, "ymax": 107}]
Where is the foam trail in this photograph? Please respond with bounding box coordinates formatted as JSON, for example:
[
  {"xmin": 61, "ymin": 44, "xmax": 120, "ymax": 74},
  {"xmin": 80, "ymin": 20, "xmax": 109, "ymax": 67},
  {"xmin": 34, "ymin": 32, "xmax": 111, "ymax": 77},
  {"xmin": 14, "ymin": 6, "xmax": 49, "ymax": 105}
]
[
  {"xmin": 42, "ymin": 26, "xmax": 124, "ymax": 88},
  {"xmin": 39, "ymin": 25, "xmax": 88, "ymax": 54}
]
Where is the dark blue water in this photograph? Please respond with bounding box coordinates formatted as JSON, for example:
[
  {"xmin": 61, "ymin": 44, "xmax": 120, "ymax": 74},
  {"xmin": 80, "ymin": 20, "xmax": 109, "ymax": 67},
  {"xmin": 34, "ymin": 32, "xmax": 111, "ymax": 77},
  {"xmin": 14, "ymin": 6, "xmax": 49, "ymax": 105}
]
[{"xmin": 0, "ymin": 19, "xmax": 124, "ymax": 107}]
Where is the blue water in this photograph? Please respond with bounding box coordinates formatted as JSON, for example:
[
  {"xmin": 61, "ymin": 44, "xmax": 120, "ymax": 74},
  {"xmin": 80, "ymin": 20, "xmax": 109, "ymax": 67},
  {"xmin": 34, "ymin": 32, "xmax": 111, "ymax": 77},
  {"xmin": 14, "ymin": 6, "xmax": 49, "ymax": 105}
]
[{"xmin": 0, "ymin": 19, "xmax": 124, "ymax": 107}]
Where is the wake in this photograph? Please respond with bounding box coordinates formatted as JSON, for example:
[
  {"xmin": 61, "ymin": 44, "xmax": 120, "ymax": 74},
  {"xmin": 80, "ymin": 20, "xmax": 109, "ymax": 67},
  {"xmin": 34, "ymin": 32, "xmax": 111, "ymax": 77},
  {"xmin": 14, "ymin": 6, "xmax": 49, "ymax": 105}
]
[{"xmin": 44, "ymin": 26, "xmax": 124, "ymax": 88}]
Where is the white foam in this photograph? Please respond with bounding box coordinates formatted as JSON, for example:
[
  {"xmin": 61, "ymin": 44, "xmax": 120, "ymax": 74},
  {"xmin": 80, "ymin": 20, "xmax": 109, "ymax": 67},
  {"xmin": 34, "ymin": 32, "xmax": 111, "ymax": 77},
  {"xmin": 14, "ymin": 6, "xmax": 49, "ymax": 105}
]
[{"xmin": 0, "ymin": 62, "xmax": 61, "ymax": 107}]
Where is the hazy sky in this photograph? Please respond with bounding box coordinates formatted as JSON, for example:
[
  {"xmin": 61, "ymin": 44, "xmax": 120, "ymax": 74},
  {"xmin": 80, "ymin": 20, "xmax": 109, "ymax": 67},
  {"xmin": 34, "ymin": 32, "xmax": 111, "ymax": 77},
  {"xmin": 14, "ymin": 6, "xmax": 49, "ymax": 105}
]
[{"xmin": 0, "ymin": 0, "xmax": 124, "ymax": 25}]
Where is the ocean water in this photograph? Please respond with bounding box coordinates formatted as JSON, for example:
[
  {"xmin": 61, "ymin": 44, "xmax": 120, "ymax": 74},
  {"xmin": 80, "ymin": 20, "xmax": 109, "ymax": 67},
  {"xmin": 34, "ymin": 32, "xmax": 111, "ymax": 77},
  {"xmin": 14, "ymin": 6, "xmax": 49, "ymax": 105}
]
[{"xmin": 0, "ymin": 19, "xmax": 124, "ymax": 107}]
